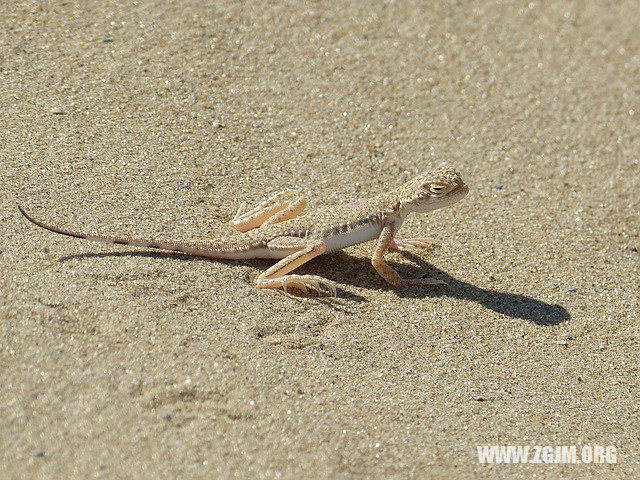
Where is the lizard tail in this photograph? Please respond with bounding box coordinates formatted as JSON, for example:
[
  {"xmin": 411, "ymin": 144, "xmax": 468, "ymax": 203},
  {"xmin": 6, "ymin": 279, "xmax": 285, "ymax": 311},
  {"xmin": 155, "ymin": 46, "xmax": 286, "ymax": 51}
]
[{"xmin": 17, "ymin": 205, "xmax": 252, "ymax": 259}]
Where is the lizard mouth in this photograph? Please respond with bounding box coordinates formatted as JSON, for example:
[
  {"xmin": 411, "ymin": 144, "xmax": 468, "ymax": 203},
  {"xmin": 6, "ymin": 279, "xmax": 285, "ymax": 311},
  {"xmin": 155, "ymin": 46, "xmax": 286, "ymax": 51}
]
[{"xmin": 450, "ymin": 183, "xmax": 469, "ymax": 196}]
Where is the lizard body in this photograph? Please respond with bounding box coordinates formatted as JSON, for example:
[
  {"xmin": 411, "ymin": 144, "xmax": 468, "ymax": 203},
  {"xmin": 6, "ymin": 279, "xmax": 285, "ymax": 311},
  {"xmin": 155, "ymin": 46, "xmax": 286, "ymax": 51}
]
[{"xmin": 19, "ymin": 166, "xmax": 468, "ymax": 295}]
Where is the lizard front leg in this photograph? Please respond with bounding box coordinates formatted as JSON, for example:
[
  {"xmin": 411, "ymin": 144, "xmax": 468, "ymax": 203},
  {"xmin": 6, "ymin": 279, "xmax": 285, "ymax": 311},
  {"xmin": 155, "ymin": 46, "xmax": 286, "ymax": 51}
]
[
  {"xmin": 372, "ymin": 221, "xmax": 446, "ymax": 289},
  {"xmin": 256, "ymin": 237, "xmax": 337, "ymax": 296},
  {"xmin": 231, "ymin": 191, "xmax": 307, "ymax": 233}
]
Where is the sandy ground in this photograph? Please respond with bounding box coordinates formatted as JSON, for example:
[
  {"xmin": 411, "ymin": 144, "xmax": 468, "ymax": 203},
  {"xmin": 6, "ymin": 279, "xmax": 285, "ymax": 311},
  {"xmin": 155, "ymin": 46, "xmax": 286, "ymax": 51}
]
[{"xmin": 1, "ymin": 1, "xmax": 639, "ymax": 478}]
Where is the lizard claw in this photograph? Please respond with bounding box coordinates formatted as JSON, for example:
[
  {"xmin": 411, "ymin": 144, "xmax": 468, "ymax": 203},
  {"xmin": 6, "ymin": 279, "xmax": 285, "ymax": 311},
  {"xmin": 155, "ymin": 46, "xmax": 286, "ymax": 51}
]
[
  {"xmin": 233, "ymin": 202, "xmax": 247, "ymax": 222},
  {"xmin": 266, "ymin": 275, "xmax": 337, "ymax": 297}
]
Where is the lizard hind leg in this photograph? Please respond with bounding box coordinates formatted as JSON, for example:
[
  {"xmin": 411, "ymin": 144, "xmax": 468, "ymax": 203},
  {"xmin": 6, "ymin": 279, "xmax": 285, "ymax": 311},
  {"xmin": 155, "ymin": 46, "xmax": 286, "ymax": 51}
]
[
  {"xmin": 256, "ymin": 237, "xmax": 337, "ymax": 296},
  {"xmin": 231, "ymin": 191, "xmax": 307, "ymax": 233}
]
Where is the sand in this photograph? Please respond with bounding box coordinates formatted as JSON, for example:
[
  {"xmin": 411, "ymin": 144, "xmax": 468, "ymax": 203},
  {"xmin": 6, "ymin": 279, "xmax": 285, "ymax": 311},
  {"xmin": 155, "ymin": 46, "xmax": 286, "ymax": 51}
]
[{"xmin": 1, "ymin": 1, "xmax": 639, "ymax": 478}]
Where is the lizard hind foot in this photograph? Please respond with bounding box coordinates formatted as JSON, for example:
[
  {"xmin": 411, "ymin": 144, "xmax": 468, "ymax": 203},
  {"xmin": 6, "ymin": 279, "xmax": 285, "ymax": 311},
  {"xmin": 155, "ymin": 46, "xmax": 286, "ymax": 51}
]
[
  {"xmin": 259, "ymin": 274, "xmax": 337, "ymax": 297},
  {"xmin": 231, "ymin": 190, "xmax": 306, "ymax": 233}
]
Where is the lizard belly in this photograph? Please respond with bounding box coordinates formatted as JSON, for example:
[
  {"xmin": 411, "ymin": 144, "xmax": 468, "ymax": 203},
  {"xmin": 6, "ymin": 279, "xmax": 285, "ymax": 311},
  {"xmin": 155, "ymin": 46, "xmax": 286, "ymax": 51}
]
[{"xmin": 323, "ymin": 223, "xmax": 382, "ymax": 252}]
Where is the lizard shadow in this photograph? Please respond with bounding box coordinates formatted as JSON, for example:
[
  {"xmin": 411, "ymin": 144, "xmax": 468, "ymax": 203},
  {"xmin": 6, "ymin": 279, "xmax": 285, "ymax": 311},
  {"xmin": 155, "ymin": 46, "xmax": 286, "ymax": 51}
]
[
  {"xmin": 59, "ymin": 250, "xmax": 569, "ymax": 324},
  {"xmin": 58, "ymin": 250, "xmax": 370, "ymax": 305},
  {"xmin": 312, "ymin": 251, "xmax": 570, "ymax": 326}
]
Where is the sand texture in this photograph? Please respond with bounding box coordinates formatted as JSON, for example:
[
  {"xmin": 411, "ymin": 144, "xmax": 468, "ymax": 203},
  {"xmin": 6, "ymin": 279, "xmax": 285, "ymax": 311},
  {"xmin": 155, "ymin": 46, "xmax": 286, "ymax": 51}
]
[{"xmin": 1, "ymin": 1, "xmax": 639, "ymax": 478}]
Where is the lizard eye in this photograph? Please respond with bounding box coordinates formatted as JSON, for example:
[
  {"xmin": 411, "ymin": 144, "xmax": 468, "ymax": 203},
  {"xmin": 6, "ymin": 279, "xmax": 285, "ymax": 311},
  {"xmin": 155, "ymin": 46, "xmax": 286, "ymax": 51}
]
[{"xmin": 429, "ymin": 184, "xmax": 447, "ymax": 194}]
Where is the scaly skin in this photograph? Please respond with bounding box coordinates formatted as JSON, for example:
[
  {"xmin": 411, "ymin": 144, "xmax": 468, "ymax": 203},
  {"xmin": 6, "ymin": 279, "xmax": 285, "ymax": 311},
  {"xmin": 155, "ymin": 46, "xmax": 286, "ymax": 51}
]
[{"xmin": 19, "ymin": 166, "xmax": 469, "ymax": 296}]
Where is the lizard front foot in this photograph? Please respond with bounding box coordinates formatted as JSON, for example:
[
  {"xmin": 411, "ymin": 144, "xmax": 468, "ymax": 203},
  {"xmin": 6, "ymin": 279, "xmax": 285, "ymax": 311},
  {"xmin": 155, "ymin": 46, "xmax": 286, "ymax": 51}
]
[{"xmin": 390, "ymin": 237, "xmax": 440, "ymax": 251}]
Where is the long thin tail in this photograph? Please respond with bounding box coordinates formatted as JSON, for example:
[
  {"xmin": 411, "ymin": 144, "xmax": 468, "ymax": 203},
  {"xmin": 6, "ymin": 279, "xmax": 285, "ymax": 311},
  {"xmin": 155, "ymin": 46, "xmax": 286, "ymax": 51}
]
[{"xmin": 18, "ymin": 205, "xmax": 251, "ymax": 258}]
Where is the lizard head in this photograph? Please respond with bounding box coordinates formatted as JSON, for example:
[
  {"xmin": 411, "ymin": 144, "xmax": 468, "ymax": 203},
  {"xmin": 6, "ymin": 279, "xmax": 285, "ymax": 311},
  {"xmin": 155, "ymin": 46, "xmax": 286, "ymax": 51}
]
[{"xmin": 398, "ymin": 165, "xmax": 469, "ymax": 213}]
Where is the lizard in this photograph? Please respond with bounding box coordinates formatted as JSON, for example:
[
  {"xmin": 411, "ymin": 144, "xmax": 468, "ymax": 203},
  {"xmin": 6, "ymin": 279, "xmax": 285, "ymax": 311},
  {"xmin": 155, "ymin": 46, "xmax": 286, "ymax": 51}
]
[{"xmin": 18, "ymin": 165, "xmax": 469, "ymax": 296}]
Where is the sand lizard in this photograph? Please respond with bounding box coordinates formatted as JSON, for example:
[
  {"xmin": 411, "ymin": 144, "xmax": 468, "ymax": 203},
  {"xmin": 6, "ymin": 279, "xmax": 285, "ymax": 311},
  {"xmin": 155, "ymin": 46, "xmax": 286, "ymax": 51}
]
[{"xmin": 18, "ymin": 166, "xmax": 468, "ymax": 296}]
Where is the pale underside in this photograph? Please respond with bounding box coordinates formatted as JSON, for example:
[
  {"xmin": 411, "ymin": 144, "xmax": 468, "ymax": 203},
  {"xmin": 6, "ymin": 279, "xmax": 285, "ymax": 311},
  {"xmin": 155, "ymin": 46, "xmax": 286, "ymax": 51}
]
[{"xmin": 19, "ymin": 166, "xmax": 468, "ymax": 296}]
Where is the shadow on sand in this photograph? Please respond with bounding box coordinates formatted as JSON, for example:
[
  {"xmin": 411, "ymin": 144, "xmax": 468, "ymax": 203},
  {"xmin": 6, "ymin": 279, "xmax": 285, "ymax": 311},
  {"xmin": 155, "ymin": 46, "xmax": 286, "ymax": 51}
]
[{"xmin": 60, "ymin": 248, "xmax": 569, "ymax": 326}]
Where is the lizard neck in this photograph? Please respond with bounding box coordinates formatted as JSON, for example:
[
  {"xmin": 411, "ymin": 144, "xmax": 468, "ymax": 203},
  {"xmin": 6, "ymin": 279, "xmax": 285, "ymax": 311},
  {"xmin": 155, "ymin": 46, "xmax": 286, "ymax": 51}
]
[{"xmin": 374, "ymin": 190, "xmax": 407, "ymax": 225}]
